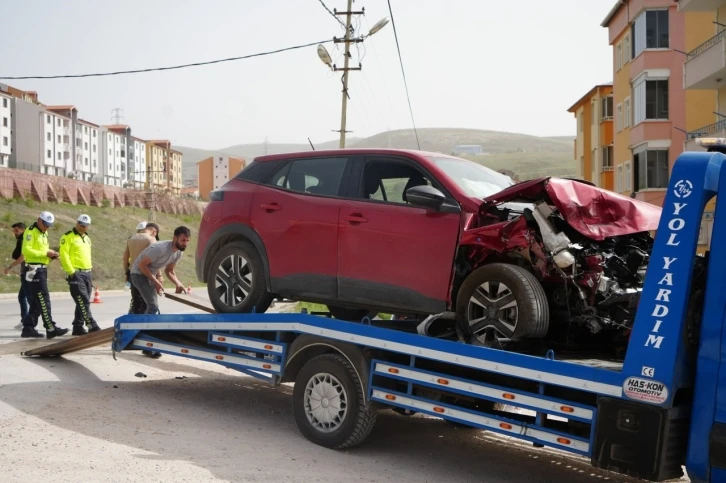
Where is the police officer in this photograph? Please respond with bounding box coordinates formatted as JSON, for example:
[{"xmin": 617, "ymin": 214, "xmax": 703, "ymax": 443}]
[
  {"xmin": 20, "ymin": 211, "xmax": 69, "ymax": 339},
  {"xmin": 59, "ymin": 214, "xmax": 101, "ymax": 336}
]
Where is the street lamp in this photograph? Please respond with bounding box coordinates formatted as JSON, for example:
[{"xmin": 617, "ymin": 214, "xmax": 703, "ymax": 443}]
[{"xmin": 318, "ymin": 9, "xmax": 389, "ymax": 148}]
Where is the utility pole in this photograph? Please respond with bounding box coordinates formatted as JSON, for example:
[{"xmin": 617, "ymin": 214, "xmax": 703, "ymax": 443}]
[
  {"xmin": 317, "ymin": 6, "xmax": 388, "ymax": 148},
  {"xmin": 111, "ymin": 108, "xmax": 124, "ymax": 124}
]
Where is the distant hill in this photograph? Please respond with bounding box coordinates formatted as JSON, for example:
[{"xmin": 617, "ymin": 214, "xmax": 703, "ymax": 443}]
[{"xmin": 176, "ymin": 128, "xmax": 577, "ymax": 184}]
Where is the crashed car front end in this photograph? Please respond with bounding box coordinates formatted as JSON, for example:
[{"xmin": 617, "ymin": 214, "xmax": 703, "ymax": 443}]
[{"xmin": 458, "ymin": 177, "xmax": 662, "ymax": 348}]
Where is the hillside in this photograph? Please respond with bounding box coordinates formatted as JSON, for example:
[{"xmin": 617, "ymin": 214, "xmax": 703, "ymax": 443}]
[
  {"xmin": 0, "ymin": 199, "xmax": 203, "ymax": 294},
  {"xmin": 177, "ymin": 128, "xmax": 576, "ymax": 184}
]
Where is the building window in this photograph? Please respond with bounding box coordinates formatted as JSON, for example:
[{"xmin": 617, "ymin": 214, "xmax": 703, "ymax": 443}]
[
  {"xmin": 93, "ymin": 131, "xmax": 96, "ymax": 138},
  {"xmin": 635, "ymin": 149, "xmax": 669, "ymax": 190},
  {"xmin": 616, "ymin": 43, "xmax": 622, "ymax": 71},
  {"xmin": 624, "ymin": 161, "xmax": 632, "ymax": 191},
  {"xmin": 47, "ymin": 132, "xmax": 51, "ymax": 141},
  {"xmin": 2, "ymin": 137, "xmax": 7, "ymax": 146},
  {"xmin": 2, "ymin": 98, "xmax": 6, "ymax": 108},
  {"xmin": 633, "ymin": 78, "xmax": 668, "ymax": 123},
  {"xmin": 57, "ymin": 119, "xmax": 60, "ymax": 127},
  {"xmin": 57, "ymin": 135, "xmax": 61, "ymax": 143},
  {"xmin": 632, "ymin": 9, "xmax": 669, "ymax": 57},
  {"xmin": 578, "ymin": 113, "xmax": 583, "ymax": 132},
  {"xmin": 624, "ymin": 97, "xmax": 631, "ymax": 128},
  {"xmin": 47, "ymin": 115, "xmax": 50, "ymax": 124},
  {"xmin": 2, "ymin": 117, "xmax": 7, "ymax": 127},
  {"xmin": 616, "ymin": 103, "xmax": 623, "ymax": 132},
  {"xmin": 624, "ymin": 35, "xmax": 631, "ymax": 63},
  {"xmin": 47, "ymin": 150, "xmax": 51, "ymax": 159},
  {"xmin": 602, "ymin": 146, "xmax": 613, "ymax": 171},
  {"xmin": 616, "ymin": 165, "xmax": 623, "ymax": 192},
  {"xmin": 57, "ymin": 152, "xmax": 61, "ymax": 160}
]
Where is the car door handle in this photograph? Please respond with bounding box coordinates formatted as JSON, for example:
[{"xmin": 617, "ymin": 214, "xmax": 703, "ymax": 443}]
[
  {"xmin": 260, "ymin": 203, "xmax": 282, "ymax": 212},
  {"xmin": 345, "ymin": 213, "xmax": 368, "ymax": 224}
]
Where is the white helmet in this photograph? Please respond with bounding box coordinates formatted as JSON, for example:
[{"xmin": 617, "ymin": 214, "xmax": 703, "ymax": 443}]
[
  {"xmin": 136, "ymin": 221, "xmax": 148, "ymax": 231},
  {"xmin": 39, "ymin": 211, "xmax": 54, "ymax": 227},
  {"xmin": 77, "ymin": 214, "xmax": 91, "ymax": 226}
]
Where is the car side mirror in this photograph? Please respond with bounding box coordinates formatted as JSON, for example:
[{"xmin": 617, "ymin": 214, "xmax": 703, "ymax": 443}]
[{"xmin": 405, "ymin": 185, "xmax": 446, "ymax": 210}]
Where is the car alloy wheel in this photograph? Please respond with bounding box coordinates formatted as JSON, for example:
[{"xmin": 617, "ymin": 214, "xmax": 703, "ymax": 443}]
[
  {"xmin": 467, "ymin": 280, "xmax": 519, "ymax": 346},
  {"xmin": 215, "ymin": 253, "xmax": 253, "ymax": 308}
]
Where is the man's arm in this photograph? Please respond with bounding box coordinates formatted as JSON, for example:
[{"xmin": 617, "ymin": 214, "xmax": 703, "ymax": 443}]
[
  {"xmin": 164, "ymin": 262, "xmax": 184, "ymax": 292},
  {"xmin": 122, "ymin": 243, "xmax": 130, "ymax": 273},
  {"xmin": 4, "ymin": 254, "xmax": 24, "ymax": 274},
  {"xmin": 22, "ymin": 230, "xmax": 52, "ymax": 261},
  {"xmin": 138, "ymin": 255, "xmax": 164, "ymax": 292},
  {"xmin": 58, "ymin": 234, "xmax": 76, "ymax": 276}
]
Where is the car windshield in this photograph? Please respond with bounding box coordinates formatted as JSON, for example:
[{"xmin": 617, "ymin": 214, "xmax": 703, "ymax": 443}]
[{"xmin": 429, "ymin": 156, "xmax": 516, "ymax": 198}]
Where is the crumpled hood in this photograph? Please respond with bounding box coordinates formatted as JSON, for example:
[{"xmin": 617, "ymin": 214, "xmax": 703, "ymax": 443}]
[{"xmin": 480, "ymin": 177, "xmax": 662, "ymax": 241}]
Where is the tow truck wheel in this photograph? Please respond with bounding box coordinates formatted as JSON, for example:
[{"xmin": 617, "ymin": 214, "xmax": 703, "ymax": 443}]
[
  {"xmin": 293, "ymin": 353, "xmax": 377, "ymax": 449},
  {"xmin": 455, "ymin": 263, "xmax": 549, "ymax": 346},
  {"xmin": 207, "ymin": 241, "xmax": 273, "ymax": 314}
]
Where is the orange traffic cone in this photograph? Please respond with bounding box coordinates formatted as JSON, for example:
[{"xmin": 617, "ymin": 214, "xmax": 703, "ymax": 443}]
[{"xmin": 92, "ymin": 286, "xmax": 103, "ymax": 304}]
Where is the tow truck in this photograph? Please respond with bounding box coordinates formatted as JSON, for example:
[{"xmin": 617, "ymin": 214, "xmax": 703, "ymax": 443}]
[{"xmin": 22, "ymin": 143, "xmax": 726, "ymax": 482}]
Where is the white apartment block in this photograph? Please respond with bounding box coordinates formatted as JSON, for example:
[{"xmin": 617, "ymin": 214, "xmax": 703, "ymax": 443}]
[
  {"xmin": 130, "ymin": 138, "xmax": 147, "ymax": 188},
  {"xmin": 103, "ymin": 130, "xmax": 128, "ymax": 187},
  {"xmin": 43, "ymin": 111, "xmax": 71, "ymax": 176},
  {"xmin": 76, "ymin": 120, "xmax": 100, "ymax": 182},
  {"xmin": 0, "ymin": 93, "xmax": 11, "ymax": 167}
]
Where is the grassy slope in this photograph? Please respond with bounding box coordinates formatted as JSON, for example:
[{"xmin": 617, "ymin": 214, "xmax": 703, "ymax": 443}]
[{"xmin": 0, "ymin": 199, "xmax": 202, "ymax": 294}]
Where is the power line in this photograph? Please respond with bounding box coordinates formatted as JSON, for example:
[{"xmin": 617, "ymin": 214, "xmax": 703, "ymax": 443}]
[
  {"xmin": 316, "ymin": 0, "xmax": 347, "ymax": 29},
  {"xmin": 0, "ymin": 39, "xmax": 332, "ymax": 80},
  {"xmin": 386, "ymin": 0, "xmax": 420, "ymax": 150}
]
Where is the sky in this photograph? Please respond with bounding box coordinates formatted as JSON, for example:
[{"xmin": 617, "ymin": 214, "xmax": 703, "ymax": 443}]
[{"xmin": 1, "ymin": 0, "xmax": 616, "ymax": 150}]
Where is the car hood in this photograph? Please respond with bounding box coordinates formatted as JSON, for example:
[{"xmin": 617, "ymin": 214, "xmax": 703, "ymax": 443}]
[{"xmin": 480, "ymin": 177, "xmax": 662, "ymax": 241}]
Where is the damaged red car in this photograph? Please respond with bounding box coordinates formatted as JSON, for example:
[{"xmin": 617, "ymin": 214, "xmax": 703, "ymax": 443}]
[{"xmin": 196, "ymin": 148, "xmax": 662, "ymax": 355}]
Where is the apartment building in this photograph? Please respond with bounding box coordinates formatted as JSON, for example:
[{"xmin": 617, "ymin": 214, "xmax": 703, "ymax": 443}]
[
  {"xmin": 197, "ymin": 155, "xmax": 246, "ymax": 200},
  {"xmin": 602, "ymin": 0, "xmax": 714, "ymax": 203},
  {"xmin": 0, "ymin": 91, "xmax": 11, "ymax": 167},
  {"xmin": 130, "ymin": 137, "xmax": 147, "ymax": 189},
  {"xmin": 145, "ymin": 140, "xmax": 169, "ymax": 191},
  {"xmin": 42, "ymin": 109, "xmax": 73, "ymax": 177},
  {"xmin": 101, "ymin": 125, "xmax": 130, "ymax": 187},
  {"xmin": 680, "ymin": 0, "xmax": 726, "ymax": 146},
  {"xmin": 170, "ymin": 150, "xmax": 183, "ymax": 194},
  {"xmin": 567, "ymin": 84, "xmax": 614, "ymax": 189},
  {"xmin": 77, "ymin": 119, "xmax": 101, "ymax": 182}
]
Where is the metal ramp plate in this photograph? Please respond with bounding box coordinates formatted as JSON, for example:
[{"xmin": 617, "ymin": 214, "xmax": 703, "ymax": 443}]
[
  {"xmin": 163, "ymin": 292, "xmax": 216, "ymax": 313},
  {"xmin": 21, "ymin": 327, "xmax": 114, "ymax": 357}
]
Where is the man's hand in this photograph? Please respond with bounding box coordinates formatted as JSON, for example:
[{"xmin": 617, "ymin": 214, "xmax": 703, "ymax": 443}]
[
  {"xmin": 47, "ymin": 250, "xmax": 59, "ymax": 259},
  {"xmin": 3, "ymin": 266, "xmax": 11, "ymax": 275},
  {"xmin": 153, "ymin": 278, "xmax": 164, "ymax": 294},
  {"xmin": 175, "ymin": 284, "xmax": 187, "ymax": 294}
]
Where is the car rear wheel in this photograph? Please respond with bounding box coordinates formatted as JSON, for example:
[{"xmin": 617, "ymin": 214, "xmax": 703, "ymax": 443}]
[
  {"xmin": 455, "ymin": 263, "xmax": 549, "ymax": 347},
  {"xmin": 207, "ymin": 241, "xmax": 273, "ymax": 314}
]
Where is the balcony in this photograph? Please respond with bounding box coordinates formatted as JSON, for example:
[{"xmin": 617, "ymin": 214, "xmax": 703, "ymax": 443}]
[
  {"xmin": 63, "ymin": 143, "xmax": 70, "ymax": 153},
  {"xmin": 685, "ymin": 30, "xmax": 726, "ymax": 90},
  {"xmin": 686, "ymin": 118, "xmax": 726, "ymax": 150},
  {"xmin": 678, "ymin": 0, "xmax": 726, "ymax": 11}
]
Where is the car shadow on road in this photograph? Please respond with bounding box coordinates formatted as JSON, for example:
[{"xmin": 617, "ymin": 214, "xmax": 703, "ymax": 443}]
[{"xmin": 0, "ymin": 354, "xmax": 642, "ymax": 483}]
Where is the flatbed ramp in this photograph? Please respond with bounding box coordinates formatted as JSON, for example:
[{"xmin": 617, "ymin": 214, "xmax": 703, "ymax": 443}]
[{"xmin": 21, "ymin": 292, "xmax": 216, "ymax": 357}]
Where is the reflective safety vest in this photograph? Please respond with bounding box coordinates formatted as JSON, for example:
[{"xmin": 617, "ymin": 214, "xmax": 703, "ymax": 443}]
[
  {"xmin": 21, "ymin": 223, "xmax": 51, "ymax": 265},
  {"xmin": 59, "ymin": 228, "xmax": 93, "ymax": 275}
]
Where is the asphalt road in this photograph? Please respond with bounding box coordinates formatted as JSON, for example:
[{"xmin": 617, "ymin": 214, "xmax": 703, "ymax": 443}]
[{"xmin": 0, "ymin": 288, "xmax": 692, "ymax": 482}]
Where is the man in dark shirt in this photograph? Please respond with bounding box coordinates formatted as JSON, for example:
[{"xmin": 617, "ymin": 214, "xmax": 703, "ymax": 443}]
[{"xmin": 4, "ymin": 222, "xmax": 30, "ymax": 329}]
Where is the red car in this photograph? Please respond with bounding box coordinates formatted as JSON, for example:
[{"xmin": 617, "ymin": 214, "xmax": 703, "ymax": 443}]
[{"xmin": 195, "ymin": 149, "xmax": 662, "ymax": 353}]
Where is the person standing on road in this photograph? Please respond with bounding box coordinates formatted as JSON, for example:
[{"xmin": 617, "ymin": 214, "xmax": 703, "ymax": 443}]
[
  {"xmin": 59, "ymin": 214, "xmax": 101, "ymax": 336},
  {"xmin": 129, "ymin": 226, "xmax": 190, "ymax": 315},
  {"xmin": 4, "ymin": 222, "xmax": 30, "ymax": 329},
  {"xmin": 122, "ymin": 221, "xmax": 160, "ymax": 314},
  {"xmin": 20, "ymin": 211, "xmax": 69, "ymax": 339}
]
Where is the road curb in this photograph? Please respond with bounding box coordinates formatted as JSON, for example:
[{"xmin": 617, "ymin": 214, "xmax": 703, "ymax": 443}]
[{"xmin": 0, "ymin": 289, "xmax": 128, "ymax": 301}]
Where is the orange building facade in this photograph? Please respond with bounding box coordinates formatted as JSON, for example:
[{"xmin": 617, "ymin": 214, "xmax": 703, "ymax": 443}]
[
  {"xmin": 197, "ymin": 155, "xmax": 246, "ymax": 200},
  {"xmin": 567, "ymin": 84, "xmax": 615, "ymax": 190}
]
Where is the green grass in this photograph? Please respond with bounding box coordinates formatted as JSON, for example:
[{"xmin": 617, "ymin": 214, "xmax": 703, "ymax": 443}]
[
  {"xmin": 463, "ymin": 152, "xmax": 579, "ymax": 180},
  {"xmin": 0, "ymin": 198, "xmax": 203, "ymax": 294},
  {"xmin": 296, "ymin": 301, "xmax": 392, "ymax": 320}
]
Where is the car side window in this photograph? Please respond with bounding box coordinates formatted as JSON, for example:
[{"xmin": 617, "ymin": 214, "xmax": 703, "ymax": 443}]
[
  {"xmin": 360, "ymin": 158, "xmax": 434, "ymax": 205},
  {"xmin": 265, "ymin": 157, "xmax": 348, "ymax": 197}
]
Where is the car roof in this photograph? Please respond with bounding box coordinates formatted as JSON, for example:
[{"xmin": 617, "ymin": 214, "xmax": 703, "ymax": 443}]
[{"xmin": 252, "ymin": 148, "xmax": 453, "ymax": 163}]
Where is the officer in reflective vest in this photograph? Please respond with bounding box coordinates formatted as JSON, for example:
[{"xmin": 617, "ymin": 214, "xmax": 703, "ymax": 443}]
[
  {"xmin": 59, "ymin": 214, "xmax": 101, "ymax": 336},
  {"xmin": 20, "ymin": 211, "xmax": 69, "ymax": 339}
]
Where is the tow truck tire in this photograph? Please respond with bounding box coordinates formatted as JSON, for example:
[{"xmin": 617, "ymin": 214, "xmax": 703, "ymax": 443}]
[
  {"xmin": 293, "ymin": 353, "xmax": 377, "ymax": 449},
  {"xmin": 207, "ymin": 241, "xmax": 273, "ymax": 314},
  {"xmin": 456, "ymin": 263, "xmax": 549, "ymax": 346}
]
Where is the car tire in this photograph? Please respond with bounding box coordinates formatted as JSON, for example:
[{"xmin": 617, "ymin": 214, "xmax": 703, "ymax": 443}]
[
  {"xmin": 293, "ymin": 353, "xmax": 377, "ymax": 449},
  {"xmin": 455, "ymin": 263, "xmax": 549, "ymax": 347},
  {"xmin": 326, "ymin": 305, "xmax": 374, "ymax": 322},
  {"xmin": 207, "ymin": 240, "xmax": 273, "ymax": 314}
]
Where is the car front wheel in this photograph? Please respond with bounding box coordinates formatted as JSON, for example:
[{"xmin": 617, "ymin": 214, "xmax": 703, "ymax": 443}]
[
  {"xmin": 207, "ymin": 241, "xmax": 273, "ymax": 314},
  {"xmin": 455, "ymin": 263, "xmax": 549, "ymax": 347}
]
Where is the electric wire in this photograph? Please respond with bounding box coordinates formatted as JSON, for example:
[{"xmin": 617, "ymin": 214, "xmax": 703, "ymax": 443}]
[
  {"xmin": 0, "ymin": 39, "xmax": 332, "ymax": 80},
  {"xmin": 316, "ymin": 0, "xmax": 347, "ymax": 29},
  {"xmin": 386, "ymin": 0, "xmax": 420, "ymax": 149}
]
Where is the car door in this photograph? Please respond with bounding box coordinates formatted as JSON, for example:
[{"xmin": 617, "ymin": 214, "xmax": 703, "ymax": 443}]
[
  {"xmin": 336, "ymin": 154, "xmax": 462, "ymax": 314},
  {"xmin": 250, "ymin": 155, "xmax": 351, "ymax": 300}
]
